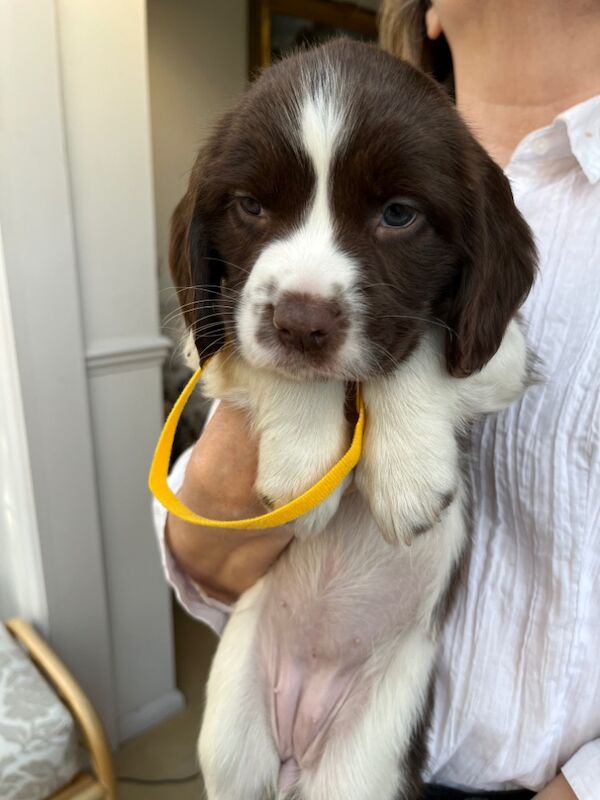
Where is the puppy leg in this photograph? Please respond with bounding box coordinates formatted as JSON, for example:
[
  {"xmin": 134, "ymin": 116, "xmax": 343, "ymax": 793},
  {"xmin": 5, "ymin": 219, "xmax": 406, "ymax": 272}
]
[
  {"xmin": 199, "ymin": 580, "xmax": 279, "ymax": 800},
  {"xmin": 356, "ymin": 335, "xmax": 459, "ymax": 544},
  {"xmin": 201, "ymin": 352, "xmax": 349, "ymax": 537},
  {"xmin": 252, "ymin": 378, "xmax": 349, "ymax": 538},
  {"xmin": 298, "ymin": 630, "xmax": 436, "ymax": 800},
  {"xmin": 456, "ymin": 318, "xmax": 530, "ymax": 414},
  {"xmin": 357, "ymin": 323, "xmax": 528, "ymax": 544}
]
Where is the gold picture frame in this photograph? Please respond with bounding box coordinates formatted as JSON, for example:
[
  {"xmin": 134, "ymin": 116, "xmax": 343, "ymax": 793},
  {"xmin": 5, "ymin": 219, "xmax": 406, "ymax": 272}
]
[{"xmin": 248, "ymin": 0, "xmax": 378, "ymax": 75}]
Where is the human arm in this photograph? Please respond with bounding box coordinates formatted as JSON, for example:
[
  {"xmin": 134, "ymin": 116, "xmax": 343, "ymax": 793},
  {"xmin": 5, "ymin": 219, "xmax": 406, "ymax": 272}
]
[
  {"xmin": 153, "ymin": 403, "xmax": 293, "ymax": 625},
  {"xmin": 532, "ymin": 741, "xmax": 600, "ymax": 799},
  {"xmin": 535, "ymin": 774, "xmax": 577, "ymax": 800},
  {"xmin": 554, "ymin": 741, "xmax": 600, "ymax": 800}
]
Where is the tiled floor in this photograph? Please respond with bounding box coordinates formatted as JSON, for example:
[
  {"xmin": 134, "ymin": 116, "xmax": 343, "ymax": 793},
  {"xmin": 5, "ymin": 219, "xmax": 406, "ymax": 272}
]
[{"xmin": 116, "ymin": 600, "xmax": 218, "ymax": 799}]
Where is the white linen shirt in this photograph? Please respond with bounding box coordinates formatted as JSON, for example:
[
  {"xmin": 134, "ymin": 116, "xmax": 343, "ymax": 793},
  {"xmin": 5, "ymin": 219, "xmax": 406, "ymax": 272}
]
[{"xmin": 153, "ymin": 95, "xmax": 600, "ymax": 797}]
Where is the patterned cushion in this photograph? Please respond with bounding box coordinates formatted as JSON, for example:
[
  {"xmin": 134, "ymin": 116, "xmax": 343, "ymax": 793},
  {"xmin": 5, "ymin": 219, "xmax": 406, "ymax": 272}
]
[{"xmin": 0, "ymin": 625, "xmax": 82, "ymax": 800}]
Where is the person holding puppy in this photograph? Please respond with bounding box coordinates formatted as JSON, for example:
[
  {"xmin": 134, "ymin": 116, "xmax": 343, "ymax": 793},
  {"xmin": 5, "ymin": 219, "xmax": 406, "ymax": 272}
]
[{"xmin": 154, "ymin": 2, "xmax": 600, "ymax": 798}]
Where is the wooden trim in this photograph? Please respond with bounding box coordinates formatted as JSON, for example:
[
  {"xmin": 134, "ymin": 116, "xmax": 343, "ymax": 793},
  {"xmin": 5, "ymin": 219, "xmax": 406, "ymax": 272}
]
[
  {"xmin": 248, "ymin": 0, "xmax": 377, "ymax": 73},
  {"xmin": 269, "ymin": 0, "xmax": 377, "ymax": 36},
  {"xmin": 5, "ymin": 619, "xmax": 116, "ymax": 800},
  {"xmin": 261, "ymin": 2, "xmax": 273, "ymax": 70},
  {"xmin": 248, "ymin": 0, "xmax": 272, "ymax": 77},
  {"xmin": 248, "ymin": 0, "xmax": 260, "ymax": 75},
  {"xmin": 47, "ymin": 773, "xmax": 106, "ymax": 800}
]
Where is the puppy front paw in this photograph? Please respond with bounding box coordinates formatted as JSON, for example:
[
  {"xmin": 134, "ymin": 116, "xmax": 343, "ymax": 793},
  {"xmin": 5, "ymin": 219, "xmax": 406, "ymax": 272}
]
[
  {"xmin": 256, "ymin": 467, "xmax": 349, "ymax": 538},
  {"xmin": 252, "ymin": 378, "xmax": 349, "ymax": 538},
  {"xmin": 357, "ymin": 463, "xmax": 455, "ymax": 544},
  {"xmin": 355, "ymin": 434, "xmax": 458, "ymax": 545}
]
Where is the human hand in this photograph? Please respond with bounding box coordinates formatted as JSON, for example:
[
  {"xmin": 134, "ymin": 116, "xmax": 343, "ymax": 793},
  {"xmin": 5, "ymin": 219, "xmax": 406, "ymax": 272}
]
[
  {"xmin": 166, "ymin": 402, "xmax": 293, "ymax": 603},
  {"xmin": 534, "ymin": 773, "xmax": 577, "ymax": 800}
]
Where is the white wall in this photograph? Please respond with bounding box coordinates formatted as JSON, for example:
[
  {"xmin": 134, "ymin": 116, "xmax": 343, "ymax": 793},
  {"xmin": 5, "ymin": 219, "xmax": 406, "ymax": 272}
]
[
  {"xmin": 0, "ymin": 0, "xmax": 181, "ymax": 744},
  {"xmin": 55, "ymin": 0, "xmax": 182, "ymax": 740},
  {"xmin": 147, "ymin": 0, "xmax": 248, "ymax": 305},
  {"xmin": 0, "ymin": 0, "xmax": 119, "ymax": 741},
  {"xmin": 0, "ymin": 225, "xmax": 47, "ymax": 630}
]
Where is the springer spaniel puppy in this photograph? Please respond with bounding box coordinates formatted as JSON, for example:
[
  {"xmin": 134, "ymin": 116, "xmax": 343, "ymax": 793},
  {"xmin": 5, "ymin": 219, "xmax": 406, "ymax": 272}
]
[{"xmin": 170, "ymin": 40, "xmax": 535, "ymax": 800}]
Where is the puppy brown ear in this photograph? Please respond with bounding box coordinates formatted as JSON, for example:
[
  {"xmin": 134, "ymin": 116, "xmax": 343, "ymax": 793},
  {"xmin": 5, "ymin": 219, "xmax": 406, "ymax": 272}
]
[
  {"xmin": 169, "ymin": 192, "xmax": 195, "ymax": 328},
  {"xmin": 445, "ymin": 154, "xmax": 536, "ymax": 376},
  {"xmin": 168, "ymin": 183, "xmax": 224, "ymax": 363}
]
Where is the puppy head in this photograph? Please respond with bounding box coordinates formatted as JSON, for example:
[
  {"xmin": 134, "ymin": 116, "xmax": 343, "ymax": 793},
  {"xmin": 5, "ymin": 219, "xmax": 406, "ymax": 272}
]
[{"xmin": 170, "ymin": 39, "xmax": 536, "ymax": 379}]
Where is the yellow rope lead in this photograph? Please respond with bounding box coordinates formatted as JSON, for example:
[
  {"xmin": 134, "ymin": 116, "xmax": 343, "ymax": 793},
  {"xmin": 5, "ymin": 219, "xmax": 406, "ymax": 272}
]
[{"xmin": 148, "ymin": 366, "xmax": 365, "ymax": 530}]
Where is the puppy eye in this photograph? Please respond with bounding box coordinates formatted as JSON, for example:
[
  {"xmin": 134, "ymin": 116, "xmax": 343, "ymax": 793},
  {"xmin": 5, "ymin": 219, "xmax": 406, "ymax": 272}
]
[
  {"xmin": 381, "ymin": 202, "xmax": 417, "ymax": 229},
  {"xmin": 237, "ymin": 195, "xmax": 262, "ymax": 216}
]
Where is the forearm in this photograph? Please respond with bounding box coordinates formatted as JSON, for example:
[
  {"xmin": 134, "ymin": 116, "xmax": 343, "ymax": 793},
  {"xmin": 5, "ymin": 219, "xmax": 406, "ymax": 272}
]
[
  {"xmin": 166, "ymin": 513, "xmax": 291, "ymax": 603},
  {"xmin": 535, "ymin": 774, "xmax": 577, "ymax": 799},
  {"xmin": 164, "ymin": 402, "xmax": 292, "ymax": 603}
]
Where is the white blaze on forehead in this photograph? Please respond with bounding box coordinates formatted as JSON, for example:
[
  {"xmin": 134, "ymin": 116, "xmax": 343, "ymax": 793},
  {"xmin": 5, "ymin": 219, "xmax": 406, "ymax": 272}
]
[
  {"xmin": 300, "ymin": 78, "xmax": 347, "ymax": 234},
  {"xmin": 261, "ymin": 79, "xmax": 355, "ymax": 299}
]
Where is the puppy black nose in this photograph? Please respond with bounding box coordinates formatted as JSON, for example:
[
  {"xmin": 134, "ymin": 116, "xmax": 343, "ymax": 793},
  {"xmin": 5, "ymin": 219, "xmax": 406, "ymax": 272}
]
[{"xmin": 273, "ymin": 294, "xmax": 338, "ymax": 353}]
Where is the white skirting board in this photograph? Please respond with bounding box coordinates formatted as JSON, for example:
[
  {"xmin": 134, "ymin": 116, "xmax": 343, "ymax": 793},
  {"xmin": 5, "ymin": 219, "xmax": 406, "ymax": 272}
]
[{"xmin": 119, "ymin": 688, "xmax": 186, "ymax": 742}]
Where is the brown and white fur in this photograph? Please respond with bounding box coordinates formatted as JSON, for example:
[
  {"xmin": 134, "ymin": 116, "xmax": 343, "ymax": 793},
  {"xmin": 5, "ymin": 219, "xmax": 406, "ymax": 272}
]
[{"xmin": 170, "ymin": 41, "xmax": 536, "ymax": 800}]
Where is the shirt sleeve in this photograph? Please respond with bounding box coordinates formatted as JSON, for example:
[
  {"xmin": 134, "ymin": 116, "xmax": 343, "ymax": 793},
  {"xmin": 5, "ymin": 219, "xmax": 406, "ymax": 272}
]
[
  {"xmin": 152, "ymin": 440, "xmax": 231, "ymax": 637},
  {"xmin": 561, "ymin": 740, "xmax": 600, "ymax": 800}
]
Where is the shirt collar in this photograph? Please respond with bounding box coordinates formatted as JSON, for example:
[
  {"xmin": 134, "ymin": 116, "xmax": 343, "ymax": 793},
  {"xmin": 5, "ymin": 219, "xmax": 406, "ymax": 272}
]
[{"xmin": 509, "ymin": 94, "xmax": 600, "ymax": 184}]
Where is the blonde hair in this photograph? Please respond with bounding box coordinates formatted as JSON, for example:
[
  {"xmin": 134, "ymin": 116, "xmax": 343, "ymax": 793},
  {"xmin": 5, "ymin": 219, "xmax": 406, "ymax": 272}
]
[{"xmin": 378, "ymin": 0, "xmax": 454, "ymax": 87}]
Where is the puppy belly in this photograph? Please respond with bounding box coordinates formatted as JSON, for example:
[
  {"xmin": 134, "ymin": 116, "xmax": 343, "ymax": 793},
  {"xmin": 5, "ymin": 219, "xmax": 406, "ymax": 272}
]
[
  {"xmin": 266, "ymin": 637, "xmax": 370, "ymax": 781},
  {"xmin": 258, "ymin": 493, "xmax": 461, "ymax": 789}
]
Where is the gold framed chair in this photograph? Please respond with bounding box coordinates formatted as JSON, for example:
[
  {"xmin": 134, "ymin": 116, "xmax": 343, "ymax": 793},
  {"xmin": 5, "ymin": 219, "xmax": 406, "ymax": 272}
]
[{"xmin": 4, "ymin": 618, "xmax": 116, "ymax": 800}]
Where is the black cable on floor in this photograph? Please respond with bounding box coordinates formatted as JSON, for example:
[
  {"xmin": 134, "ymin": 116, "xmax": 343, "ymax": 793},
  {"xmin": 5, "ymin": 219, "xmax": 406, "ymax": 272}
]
[{"xmin": 118, "ymin": 770, "xmax": 201, "ymax": 785}]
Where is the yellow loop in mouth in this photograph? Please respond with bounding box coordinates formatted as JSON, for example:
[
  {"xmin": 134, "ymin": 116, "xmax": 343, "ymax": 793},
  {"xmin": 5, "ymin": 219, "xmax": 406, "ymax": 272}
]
[{"xmin": 148, "ymin": 361, "xmax": 365, "ymax": 530}]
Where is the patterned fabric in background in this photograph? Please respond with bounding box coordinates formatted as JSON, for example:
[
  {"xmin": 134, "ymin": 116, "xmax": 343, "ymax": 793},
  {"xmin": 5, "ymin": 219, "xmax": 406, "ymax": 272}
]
[{"xmin": 0, "ymin": 625, "xmax": 82, "ymax": 800}]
